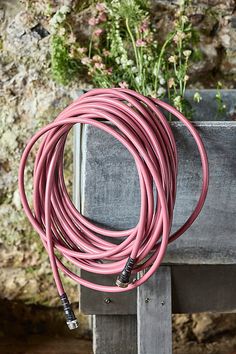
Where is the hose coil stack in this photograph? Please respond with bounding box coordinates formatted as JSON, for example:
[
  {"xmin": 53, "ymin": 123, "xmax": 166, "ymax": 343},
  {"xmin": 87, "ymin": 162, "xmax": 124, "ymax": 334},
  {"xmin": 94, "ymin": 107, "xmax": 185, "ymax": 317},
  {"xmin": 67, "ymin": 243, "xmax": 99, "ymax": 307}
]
[{"xmin": 19, "ymin": 88, "xmax": 208, "ymax": 326}]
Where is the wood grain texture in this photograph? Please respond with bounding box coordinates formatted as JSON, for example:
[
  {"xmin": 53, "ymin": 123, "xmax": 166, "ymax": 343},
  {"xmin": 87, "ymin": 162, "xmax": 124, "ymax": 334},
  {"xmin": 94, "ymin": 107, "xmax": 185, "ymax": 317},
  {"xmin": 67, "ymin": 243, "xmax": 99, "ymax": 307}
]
[
  {"xmin": 79, "ymin": 271, "xmax": 136, "ymax": 315},
  {"xmin": 79, "ymin": 122, "xmax": 236, "ymax": 264},
  {"xmin": 137, "ymin": 267, "xmax": 172, "ymax": 354},
  {"xmin": 93, "ymin": 315, "xmax": 137, "ymax": 354},
  {"xmin": 80, "ymin": 265, "xmax": 236, "ymax": 314}
]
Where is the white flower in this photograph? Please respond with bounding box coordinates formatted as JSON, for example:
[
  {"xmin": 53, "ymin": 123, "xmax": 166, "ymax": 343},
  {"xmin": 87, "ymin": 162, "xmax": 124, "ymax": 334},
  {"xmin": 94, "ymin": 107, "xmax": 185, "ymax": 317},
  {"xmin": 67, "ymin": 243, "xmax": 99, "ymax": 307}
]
[
  {"xmin": 77, "ymin": 47, "xmax": 87, "ymax": 54},
  {"xmin": 184, "ymin": 75, "xmax": 189, "ymax": 82},
  {"xmin": 58, "ymin": 27, "xmax": 66, "ymax": 36},
  {"xmin": 49, "ymin": 17, "xmax": 58, "ymax": 27},
  {"xmin": 131, "ymin": 66, "xmax": 138, "ymax": 73},
  {"xmin": 94, "ymin": 62, "xmax": 105, "ymax": 70},
  {"xmin": 49, "ymin": 5, "xmax": 71, "ymax": 29},
  {"xmin": 81, "ymin": 57, "xmax": 92, "ymax": 65},
  {"xmin": 157, "ymin": 87, "xmax": 166, "ymax": 97},
  {"xmin": 183, "ymin": 50, "xmax": 192, "ymax": 58},
  {"xmin": 135, "ymin": 76, "xmax": 142, "ymax": 85},
  {"xmin": 127, "ymin": 60, "xmax": 134, "ymax": 66},
  {"xmin": 118, "ymin": 81, "xmax": 129, "ymax": 88},
  {"xmin": 159, "ymin": 76, "xmax": 165, "ymax": 85},
  {"xmin": 168, "ymin": 55, "xmax": 177, "ymax": 64},
  {"xmin": 173, "ymin": 31, "xmax": 186, "ymax": 44},
  {"xmin": 193, "ymin": 92, "xmax": 202, "ymax": 103},
  {"xmin": 173, "ymin": 95, "xmax": 182, "ymax": 107},
  {"xmin": 153, "ymin": 66, "xmax": 158, "ymax": 76},
  {"xmin": 60, "ymin": 5, "xmax": 71, "ymax": 14},
  {"xmin": 92, "ymin": 55, "xmax": 102, "ymax": 62}
]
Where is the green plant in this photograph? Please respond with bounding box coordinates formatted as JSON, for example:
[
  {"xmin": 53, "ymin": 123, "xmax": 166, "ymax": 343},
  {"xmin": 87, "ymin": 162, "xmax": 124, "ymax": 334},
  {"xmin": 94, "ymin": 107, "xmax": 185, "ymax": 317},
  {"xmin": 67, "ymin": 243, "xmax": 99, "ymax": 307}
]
[
  {"xmin": 51, "ymin": 35, "xmax": 80, "ymax": 85},
  {"xmin": 164, "ymin": 0, "xmax": 194, "ymax": 114},
  {"xmin": 49, "ymin": 1, "xmax": 208, "ymax": 115},
  {"xmin": 50, "ymin": 5, "xmax": 80, "ymax": 85},
  {"xmin": 193, "ymin": 91, "xmax": 202, "ymax": 103},
  {"xmin": 215, "ymin": 81, "xmax": 226, "ymax": 114}
]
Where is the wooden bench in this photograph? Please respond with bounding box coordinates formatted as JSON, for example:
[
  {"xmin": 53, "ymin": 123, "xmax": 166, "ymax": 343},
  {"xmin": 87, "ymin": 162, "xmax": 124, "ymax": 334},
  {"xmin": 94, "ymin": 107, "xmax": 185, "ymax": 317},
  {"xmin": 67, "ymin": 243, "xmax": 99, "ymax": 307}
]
[{"xmin": 74, "ymin": 90, "xmax": 236, "ymax": 354}]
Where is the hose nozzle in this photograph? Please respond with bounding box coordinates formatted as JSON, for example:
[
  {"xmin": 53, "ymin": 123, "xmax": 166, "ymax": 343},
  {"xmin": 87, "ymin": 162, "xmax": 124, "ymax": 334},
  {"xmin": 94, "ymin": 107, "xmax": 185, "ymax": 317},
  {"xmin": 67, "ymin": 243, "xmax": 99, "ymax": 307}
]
[{"xmin": 60, "ymin": 293, "xmax": 79, "ymax": 330}]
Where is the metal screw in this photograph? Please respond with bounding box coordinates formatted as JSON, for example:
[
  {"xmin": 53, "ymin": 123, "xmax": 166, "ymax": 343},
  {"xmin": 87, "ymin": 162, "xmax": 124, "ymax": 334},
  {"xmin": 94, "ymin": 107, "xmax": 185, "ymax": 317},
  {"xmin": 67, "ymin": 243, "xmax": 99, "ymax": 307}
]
[
  {"xmin": 104, "ymin": 297, "xmax": 112, "ymax": 304},
  {"xmin": 145, "ymin": 297, "xmax": 151, "ymax": 303},
  {"xmin": 161, "ymin": 300, "xmax": 165, "ymax": 306}
]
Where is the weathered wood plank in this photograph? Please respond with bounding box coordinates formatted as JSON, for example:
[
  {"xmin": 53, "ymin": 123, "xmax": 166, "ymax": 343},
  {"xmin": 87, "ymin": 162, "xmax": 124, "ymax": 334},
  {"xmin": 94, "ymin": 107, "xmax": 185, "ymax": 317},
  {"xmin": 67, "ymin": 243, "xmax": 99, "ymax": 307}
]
[
  {"xmin": 137, "ymin": 267, "xmax": 172, "ymax": 354},
  {"xmin": 93, "ymin": 315, "xmax": 137, "ymax": 354},
  {"xmin": 80, "ymin": 265, "xmax": 236, "ymax": 315},
  {"xmin": 78, "ymin": 122, "xmax": 236, "ymax": 264},
  {"xmin": 79, "ymin": 272, "xmax": 136, "ymax": 315}
]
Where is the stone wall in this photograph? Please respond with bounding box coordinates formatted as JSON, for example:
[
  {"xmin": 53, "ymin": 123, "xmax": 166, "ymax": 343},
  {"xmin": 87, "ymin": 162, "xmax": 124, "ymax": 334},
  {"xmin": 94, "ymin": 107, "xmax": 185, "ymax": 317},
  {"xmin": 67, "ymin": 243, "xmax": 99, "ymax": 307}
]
[
  {"xmin": 152, "ymin": 0, "xmax": 236, "ymax": 86},
  {"xmin": 0, "ymin": 0, "xmax": 236, "ymax": 350},
  {"xmin": 0, "ymin": 0, "xmax": 86, "ymax": 306}
]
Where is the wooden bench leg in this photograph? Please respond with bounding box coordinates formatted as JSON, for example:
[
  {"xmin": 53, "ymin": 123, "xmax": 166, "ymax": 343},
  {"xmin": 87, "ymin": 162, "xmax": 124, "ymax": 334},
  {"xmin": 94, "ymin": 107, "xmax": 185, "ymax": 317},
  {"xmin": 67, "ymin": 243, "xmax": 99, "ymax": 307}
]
[
  {"xmin": 93, "ymin": 314, "xmax": 137, "ymax": 354},
  {"xmin": 137, "ymin": 266, "xmax": 172, "ymax": 354}
]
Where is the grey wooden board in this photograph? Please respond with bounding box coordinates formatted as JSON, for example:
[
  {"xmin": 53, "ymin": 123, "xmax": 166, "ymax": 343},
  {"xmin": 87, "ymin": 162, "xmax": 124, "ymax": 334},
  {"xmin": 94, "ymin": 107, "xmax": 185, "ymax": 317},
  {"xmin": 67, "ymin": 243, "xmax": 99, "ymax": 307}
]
[
  {"xmin": 137, "ymin": 267, "xmax": 172, "ymax": 354},
  {"xmin": 183, "ymin": 89, "xmax": 236, "ymax": 121},
  {"xmin": 93, "ymin": 315, "xmax": 137, "ymax": 354},
  {"xmin": 171, "ymin": 265, "xmax": 236, "ymax": 313},
  {"xmin": 77, "ymin": 121, "xmax": 236, "ymax": 264},
  {"xmin": 80, "ymin": 265, "xmax": 236, "ymax": 315},
  {"xmin": 79, "ymin": 271, "xmax": 136, "ymax": 315}
]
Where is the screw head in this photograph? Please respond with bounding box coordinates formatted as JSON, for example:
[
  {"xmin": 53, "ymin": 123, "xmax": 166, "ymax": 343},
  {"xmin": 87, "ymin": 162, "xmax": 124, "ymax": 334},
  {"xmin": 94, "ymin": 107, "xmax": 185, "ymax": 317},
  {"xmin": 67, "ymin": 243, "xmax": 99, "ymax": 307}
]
[
  {"xmin": 145, "ymin": 297, "xmax": 150, "ymax": 303},
  {"xmin": 104, "ymin": 297, "xmax": 112, "ymax": 304}
]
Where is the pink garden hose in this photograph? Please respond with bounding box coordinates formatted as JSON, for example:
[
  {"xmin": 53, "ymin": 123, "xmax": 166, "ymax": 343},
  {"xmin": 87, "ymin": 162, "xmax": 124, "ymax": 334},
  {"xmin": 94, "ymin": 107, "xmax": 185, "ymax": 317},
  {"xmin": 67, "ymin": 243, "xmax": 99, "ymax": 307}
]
[{"xmin": 19, "ymin": 88, "xmax": 209, "ymax": 329}]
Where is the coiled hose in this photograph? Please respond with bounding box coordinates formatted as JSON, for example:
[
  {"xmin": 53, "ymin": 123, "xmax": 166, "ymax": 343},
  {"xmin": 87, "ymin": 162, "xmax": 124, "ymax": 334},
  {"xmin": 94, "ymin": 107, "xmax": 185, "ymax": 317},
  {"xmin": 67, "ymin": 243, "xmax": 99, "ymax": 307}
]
[{"xmin": 19, "ymin": 88, "xmax": 209, "ymax": 328}]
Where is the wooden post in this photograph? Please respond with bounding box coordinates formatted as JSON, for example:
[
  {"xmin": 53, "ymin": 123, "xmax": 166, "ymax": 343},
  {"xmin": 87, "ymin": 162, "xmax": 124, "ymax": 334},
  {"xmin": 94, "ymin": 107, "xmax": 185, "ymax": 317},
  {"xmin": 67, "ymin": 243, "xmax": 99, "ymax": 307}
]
[
  {"xmin": 93, "ymin": 315, "xmax": 137, "ymax": 354},
  {"xmin": 137, "ymin": 267, "xmax": 172, "ymax": 354}
]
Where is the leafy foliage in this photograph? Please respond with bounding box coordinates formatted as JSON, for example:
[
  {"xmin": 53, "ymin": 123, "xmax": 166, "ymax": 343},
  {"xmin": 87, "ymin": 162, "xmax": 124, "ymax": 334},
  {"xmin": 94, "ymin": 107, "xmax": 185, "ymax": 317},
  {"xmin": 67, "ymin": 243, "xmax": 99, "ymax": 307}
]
[
  {"xmin": 50, "ymin": 1, "xmax": 204, "ymax": 114},
  {"xmin": 51, "ymin": 35, "xmax": 80, "ymax": 85}
]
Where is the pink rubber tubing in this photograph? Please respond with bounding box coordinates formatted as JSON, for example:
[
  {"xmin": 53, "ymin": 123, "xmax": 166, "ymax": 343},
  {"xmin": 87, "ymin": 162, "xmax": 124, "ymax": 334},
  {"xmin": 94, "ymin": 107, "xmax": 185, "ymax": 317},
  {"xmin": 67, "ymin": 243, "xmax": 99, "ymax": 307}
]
[{"xmin": 18, "ymin": 88, "xmax": 209, "ymax": 295}]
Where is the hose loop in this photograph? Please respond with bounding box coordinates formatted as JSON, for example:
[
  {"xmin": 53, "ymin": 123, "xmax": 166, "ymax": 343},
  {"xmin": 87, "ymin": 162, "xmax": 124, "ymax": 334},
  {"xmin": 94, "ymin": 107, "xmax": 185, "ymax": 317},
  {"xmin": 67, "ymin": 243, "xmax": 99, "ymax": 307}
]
[{"xmin": 19, "ymin": 88, "xmax": 209, "ymax": 294}]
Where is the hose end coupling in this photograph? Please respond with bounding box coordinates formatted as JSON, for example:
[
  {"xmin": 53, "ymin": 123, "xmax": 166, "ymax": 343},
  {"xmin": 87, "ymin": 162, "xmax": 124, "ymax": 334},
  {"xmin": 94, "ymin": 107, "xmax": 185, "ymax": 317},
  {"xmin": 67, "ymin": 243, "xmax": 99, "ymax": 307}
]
[
  {"xmin": 67, "ymin": 319, "xmax": 79, "ymax": 330},
  {"xmin": 115, "ymin": 277, "xmax": 129, "ymax": 288},
  {"xmin": 116, "ymin": 257, "xmax": 135, "ymax": 288},
  {"xmin": 60, "ymin": 293, "xmax": 79, "ymax": 330}
]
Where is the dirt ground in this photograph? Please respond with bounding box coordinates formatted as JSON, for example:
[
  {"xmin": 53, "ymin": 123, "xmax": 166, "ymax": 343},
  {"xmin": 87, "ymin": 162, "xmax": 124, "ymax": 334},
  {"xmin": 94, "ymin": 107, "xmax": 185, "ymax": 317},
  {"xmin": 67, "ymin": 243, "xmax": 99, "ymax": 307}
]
[
  {"xmin": 0, "ymin": 336, "xmax": 92, "ymax": 354},
  {"xmin": 0, "ymin": 299, "xmax": 235, "ymax": 354},
  {"xmin": 0, "ymin": 334, "xmax": 236, "ymax": 354}
]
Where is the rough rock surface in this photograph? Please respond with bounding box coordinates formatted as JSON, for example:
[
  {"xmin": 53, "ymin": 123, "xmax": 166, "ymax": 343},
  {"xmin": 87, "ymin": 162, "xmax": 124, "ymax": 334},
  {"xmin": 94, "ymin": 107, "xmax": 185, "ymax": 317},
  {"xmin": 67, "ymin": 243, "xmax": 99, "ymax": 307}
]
[
  {"xmin": 0, "ymin": 0, "xmax": 235, "ymax": 350},
  {"xmin": 0, "ymin": 1, "xmax": 86, "ymax": 306}
]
